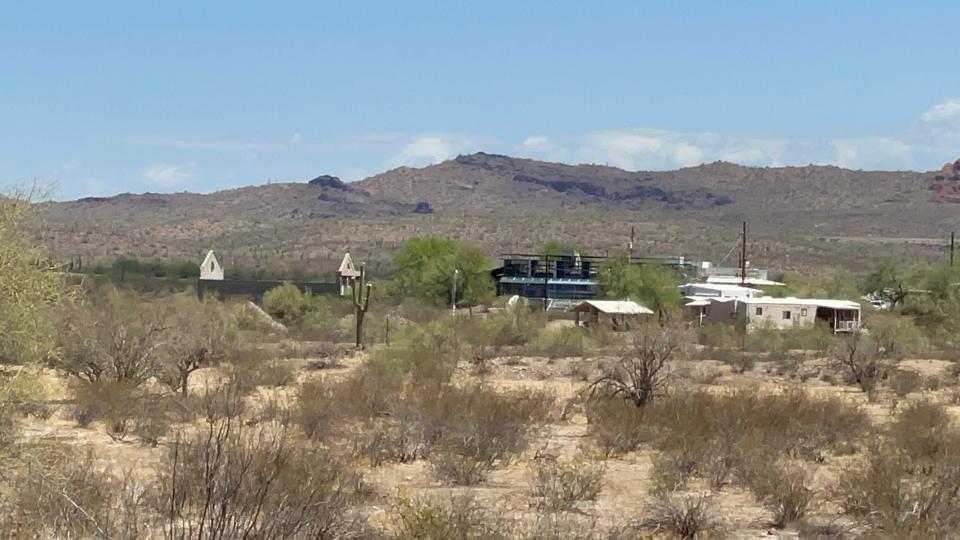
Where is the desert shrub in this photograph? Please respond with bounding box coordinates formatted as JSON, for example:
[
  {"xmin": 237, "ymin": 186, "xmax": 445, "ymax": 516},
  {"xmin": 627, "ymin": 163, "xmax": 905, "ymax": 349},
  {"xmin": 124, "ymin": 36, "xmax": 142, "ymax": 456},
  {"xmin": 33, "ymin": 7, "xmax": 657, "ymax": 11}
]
[
  {"xmin": 779, "ymin": 321, "xmax": 838, "ymax": 353},
  {"xmin": 530, "ymin": 326, "xmax": 584, "ymax": 359},
  {"xmin": 1, "ymin": 445, "xmax": 145, "ymax": 538},
  {"xmin": 198, "ymin": 378, "xmax": 248, "ymax": 422},
  {"xmin": 589, "ymin": 388, "xmax": 867, "ymax": 484},
  {"xmin": 587, "ymin": 320, "xmax": 691, "ymax": 407},
  {"xmin": 160, "ymin": 414, "xmax": 370, "ymax": 538},
  {"xmin": 866, "ymin": 311, "xmax": 926, "ymax": 359},
  {"xmin": 429, "ymin": 449, "xmax": 494, "ymax": 485},
  {"xmin": 742, "ymin": 460, "xmax": 813, "ymax": 528},
  {"xmin": 131, "ymin": 396, "xmax": 172, "ymax": 446},
  {"xmin": 425, "ymin": 384, "xmax": 553, "ymax": 485},
  {"xmin": 226, "ymin": 350, "xmax": 296, "ymax": 393},
  {"xmin": 390, "ymin": 495, "xmax": 504, "ymax": 540},
  {"xmin": 838, "ymin": 449, "xmax": 960, "ymax": 537},
  {"xmin": 886, "ymin": 400, "xmax": 956, "ymax": 469},
  {"xmin": 649, "ymin": 453, "xmax": 690, "ymax": 494},
  {"xmin": 718, "ymin": 350, "xmax": 755, "ymax": 374},
  {"xmin": 295, "ymin": 379, "xmax": 340, "ymax": 441},
  {"xmin": 887, "ymin": 368, "xmax": 922, "ymax": 397},
  {"xmin": 833, "ymin": 331, "xmax": 885, "ymax": 394},
  {"xmin": 745, "ymin": 327, "xmax": 786, "ymax": 354},
  {"xmin": 262, "ymin": 282, "xmax": 312, "ymax": 326},
  {"xmin": 697, "ymin": 323, "xmax": 739, "ymax": 349},
  {"xmin": 366, "ymin": 320, "xmax": 462, "ymax": 387},
  {"xmin": 638, "ymin": 492, "xmax": 723, "ymax": 540},
  {"xmin": 584, "ymin": 396, "xmax": 650, "ymax": 456},
  {"xmin": 68, "ymin": 379, "xmax": 136, "ymax": 429},
  {"xmin": 529, "ymin": 457, "xmax": 605, "ymax": 511}
]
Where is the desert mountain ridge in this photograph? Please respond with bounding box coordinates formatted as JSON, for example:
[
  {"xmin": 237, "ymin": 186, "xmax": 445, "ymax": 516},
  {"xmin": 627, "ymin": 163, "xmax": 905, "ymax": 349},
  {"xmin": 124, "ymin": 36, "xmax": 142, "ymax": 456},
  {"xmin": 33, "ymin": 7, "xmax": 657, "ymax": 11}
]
[{"xmin": 33, "ymin": 153, "xmax": 960, "ymax": 273}]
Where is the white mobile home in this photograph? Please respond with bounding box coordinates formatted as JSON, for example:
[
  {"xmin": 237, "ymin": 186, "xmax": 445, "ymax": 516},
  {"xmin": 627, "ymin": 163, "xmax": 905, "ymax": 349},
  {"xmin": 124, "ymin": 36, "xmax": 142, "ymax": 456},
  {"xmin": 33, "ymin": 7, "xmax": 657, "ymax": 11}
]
[{"xmin": 702, "ymin": 297, "xmax": 861, "ymax": 333}]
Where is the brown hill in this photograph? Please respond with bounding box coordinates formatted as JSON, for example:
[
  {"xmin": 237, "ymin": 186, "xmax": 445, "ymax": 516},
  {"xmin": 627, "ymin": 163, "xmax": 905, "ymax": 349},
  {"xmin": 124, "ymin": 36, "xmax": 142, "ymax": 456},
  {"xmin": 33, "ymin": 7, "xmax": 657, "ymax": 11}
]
[{"xmin": 34, "ymin": 153, "xmax": 959, "ymax": 274}]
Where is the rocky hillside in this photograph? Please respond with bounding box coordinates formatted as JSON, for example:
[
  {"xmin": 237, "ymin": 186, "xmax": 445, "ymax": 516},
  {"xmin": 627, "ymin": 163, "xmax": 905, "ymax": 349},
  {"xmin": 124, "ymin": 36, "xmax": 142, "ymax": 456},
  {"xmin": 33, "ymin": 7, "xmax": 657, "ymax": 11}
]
[{"xmin": 33, "ymin": 154, "xmax": 960, "ymax": 273}]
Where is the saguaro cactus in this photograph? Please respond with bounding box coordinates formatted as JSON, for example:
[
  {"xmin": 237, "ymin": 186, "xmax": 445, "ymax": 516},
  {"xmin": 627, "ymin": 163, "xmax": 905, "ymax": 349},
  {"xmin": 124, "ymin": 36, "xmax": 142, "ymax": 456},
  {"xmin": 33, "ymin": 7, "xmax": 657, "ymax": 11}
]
[{"xmin": 351, "ymin": 262, "xmax": 373, "ymax": 349}]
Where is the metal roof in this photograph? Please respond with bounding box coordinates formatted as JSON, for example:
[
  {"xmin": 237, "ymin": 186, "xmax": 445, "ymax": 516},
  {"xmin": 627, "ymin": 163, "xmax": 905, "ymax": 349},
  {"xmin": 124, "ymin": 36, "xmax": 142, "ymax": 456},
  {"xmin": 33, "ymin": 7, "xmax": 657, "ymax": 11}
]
[
  {"xmin": 679, "ymin": 282, "xmax": 760, "ymax": 297},
  {"xmin": 705, "ymin": 276, "xmax": 785, "ymax": 287},
  {"xmin": 733, "ymin": 297, "xmax": 861, "ymax": 310},
  {"xmin": 572, "ymin": 300, "xmax": 654, "ymax": 315}
]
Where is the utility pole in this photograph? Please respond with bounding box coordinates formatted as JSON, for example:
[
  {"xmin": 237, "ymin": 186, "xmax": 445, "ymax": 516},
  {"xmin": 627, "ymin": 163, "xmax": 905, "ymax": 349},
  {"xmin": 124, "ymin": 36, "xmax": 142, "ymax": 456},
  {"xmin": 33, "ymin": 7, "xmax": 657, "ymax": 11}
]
[
  {"xmin": 629, "ymin": 226, "xmax": 635, "ymax": 258},
  {"xmin": 952, "ymin": 232, "xmax": 955, "ymax": 268},
  {"xmin": 451, "ymin": 269, "xmax": 460, "ymax": 315},
  {"xmin": 543, "ymin": 254, "xmax": 550, "ymax": 312},
  {"xmin": 740, "ymin": 221, "xmax": 747, "ymax": 286}
]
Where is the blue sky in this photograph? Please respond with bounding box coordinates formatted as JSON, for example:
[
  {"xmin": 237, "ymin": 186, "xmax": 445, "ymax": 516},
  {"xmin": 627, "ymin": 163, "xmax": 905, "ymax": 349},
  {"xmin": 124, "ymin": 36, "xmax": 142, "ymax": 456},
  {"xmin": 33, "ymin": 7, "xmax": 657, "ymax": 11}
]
[{"xmin": 2, "ymin": 1, "xmax": 959, "ymax": 199}]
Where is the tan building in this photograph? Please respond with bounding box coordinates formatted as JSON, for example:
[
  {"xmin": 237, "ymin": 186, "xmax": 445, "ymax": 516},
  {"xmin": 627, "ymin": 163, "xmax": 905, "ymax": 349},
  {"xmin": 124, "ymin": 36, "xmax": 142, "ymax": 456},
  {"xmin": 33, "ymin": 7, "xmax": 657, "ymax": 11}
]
[
  {"xmin": 702, "ymin": 297, "xmax": 861, "ymax": 333},
  {"xmin": 571, "ymin": 300, "xmax": 653, "ymax": 331}
]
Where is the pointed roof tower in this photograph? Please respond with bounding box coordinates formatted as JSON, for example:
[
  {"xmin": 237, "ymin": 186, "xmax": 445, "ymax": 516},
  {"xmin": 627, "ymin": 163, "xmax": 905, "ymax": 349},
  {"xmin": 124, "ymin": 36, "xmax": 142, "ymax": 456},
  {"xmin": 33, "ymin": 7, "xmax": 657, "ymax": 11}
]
[
  {"xmin": 337, "ymin": 252, "xmax": 360, "ymax": 278},
  {"xmin": 200, "ymin": 250, "xmax": 224, "ymax": 281}
]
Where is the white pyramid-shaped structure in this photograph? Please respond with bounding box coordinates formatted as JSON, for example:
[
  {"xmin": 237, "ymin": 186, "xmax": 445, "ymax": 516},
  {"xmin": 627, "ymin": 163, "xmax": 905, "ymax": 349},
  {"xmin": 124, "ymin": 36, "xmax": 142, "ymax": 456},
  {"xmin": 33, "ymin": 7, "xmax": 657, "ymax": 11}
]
[{"xmin": 199, "ymin": 250, "xmax": 224, "ymax": 281}]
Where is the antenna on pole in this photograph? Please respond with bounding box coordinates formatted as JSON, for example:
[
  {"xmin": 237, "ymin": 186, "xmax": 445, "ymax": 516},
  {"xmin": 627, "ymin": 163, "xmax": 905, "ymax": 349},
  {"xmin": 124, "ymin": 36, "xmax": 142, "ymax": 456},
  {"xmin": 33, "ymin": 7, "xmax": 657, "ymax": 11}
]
[{"xmin": 740, "ymin": 221, "xmax": 747, "ymax": 286}]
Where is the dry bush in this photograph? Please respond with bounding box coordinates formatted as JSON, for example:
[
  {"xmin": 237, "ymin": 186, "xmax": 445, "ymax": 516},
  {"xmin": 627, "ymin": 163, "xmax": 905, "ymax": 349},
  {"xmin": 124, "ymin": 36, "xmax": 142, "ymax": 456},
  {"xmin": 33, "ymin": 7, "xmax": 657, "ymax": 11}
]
[
  {"xmin": 529, "ymin": 456, "xmax": 606, "ymax": 511},
  {"xmin": 390, "ymin": 495, "xmax": 504, "ymax": 540},
  {"xmin": 838, "ymin": 450, "xmax": 960, "ymax": 537},
  {"xmin": 587, "ymin": 320, "xmax": 691, "ymax": 407},
  {"xmin": 426, "ymin": 384, "xmax": 553, "ymax": 485},
  {"xmin": 584, "ymin": 396, "xmax": 651, "ymax": 456},
  {"xmin": 0, "ymin": 445, "xmax": 146, "ymax": 539},
  {"xmin": 741, "ymin": 460, "xmax": 813, "ymax": 528},
  {"xmin": 294, "ymin": 379, "xmax": 340, "ymax": 441},
  {"xmin": 638, "ymin": 492, "xmax": 723, "ymax": 540},
  {"xmin": 68, "ymin": 379, "xmax": 136, "ymax": 429},
  {"xmin": 227, "ymin": 350, "xmax": 297, "ymax": 393},
  {"xmin": 529, "ymin": 327, "xmax": 585, "ymax": 359},
  {"xmin": 160, "ymin": 414, "xmax": 370, "ymax": 539},
  {"xmin": 886, "ymin": 400, "xmax": 956, "ymax": 470},
  {"xmin": 589, "ymin": 388, "xmax": 867, "ymax": 485},
  {"xmin": 887, "ymin": 368, "xmax": 922, "ymax": 397},
  {"xmin": 833, "ymin": 331, "xmax": 885, "ymax": 394},
  {"xmin": 836, "ymin": 400, "xmax": 960, "ymax": 536}
]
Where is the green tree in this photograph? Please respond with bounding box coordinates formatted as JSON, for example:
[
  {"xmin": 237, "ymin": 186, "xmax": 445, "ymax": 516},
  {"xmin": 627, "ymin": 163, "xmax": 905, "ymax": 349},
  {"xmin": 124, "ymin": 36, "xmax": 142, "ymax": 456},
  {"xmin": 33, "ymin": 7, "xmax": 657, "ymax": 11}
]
[
  {"xmin": 262, "ymin": 282, "xmax": 312, "ymax": 327},
  {"xmin": 0, "ymin": 190, "xmax": 63, "ymax": 363},
  {"xmin": 598, "ymin": 254, "xmax": 681, "ymax": 318},
  {"xmin": 863, "ymin": 261, "xmax": 924, "ymax": 310},
  {"xmin": 393, "ymin": 237, "xmax": 494, "ymax": 307},
  {"xmin": 782, "ymin": 269, "xmax": 860, "ymax": 299},
  {"xmin": 158, "ymin": 293, "xmax": 235, "ymax": 396},
  {"xmin": 906, "ymin": 264, "xmax": 960, "ymax": 343}
]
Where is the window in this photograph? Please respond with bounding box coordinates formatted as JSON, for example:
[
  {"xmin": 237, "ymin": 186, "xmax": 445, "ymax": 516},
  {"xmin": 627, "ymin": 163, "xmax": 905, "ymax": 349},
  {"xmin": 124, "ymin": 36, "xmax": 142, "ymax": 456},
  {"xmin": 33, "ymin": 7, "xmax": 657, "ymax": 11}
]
[
  {"xmin": 801, "ymin": 308, "xmax": 808, "ymax": 317},
  {"xmin": 755, "ymin": 307, "xmax": 763, "ymax": 316},
  {"xmin": 782, "ymin": 311, "xmax": 791, "ymax": 320}
]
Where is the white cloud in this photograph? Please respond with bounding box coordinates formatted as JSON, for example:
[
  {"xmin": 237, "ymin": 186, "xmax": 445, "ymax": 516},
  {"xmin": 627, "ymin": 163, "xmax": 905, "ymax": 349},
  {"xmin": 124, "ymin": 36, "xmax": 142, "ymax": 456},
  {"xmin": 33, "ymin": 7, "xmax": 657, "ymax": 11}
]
[
  {"xmin": 289, "ymin": 132, "xmax": 303, "ymax": 144},
  {"xmin": 921, "ymin": 97, "xmax": 960, "ymax": 125},
  {"xmin": 138, "ymin": 163, "xmax": 196, "ymax": 188},
  {"xmin": 386, "ymin": 133, "xmax": 483, "ymax": 168},
  {"xmin": 513, "ymin": 96, "xmax": 960, "ymax": 172},
  {"xmin": 520, "ymin": 135, "xmax": 556, "ymax": 153}
]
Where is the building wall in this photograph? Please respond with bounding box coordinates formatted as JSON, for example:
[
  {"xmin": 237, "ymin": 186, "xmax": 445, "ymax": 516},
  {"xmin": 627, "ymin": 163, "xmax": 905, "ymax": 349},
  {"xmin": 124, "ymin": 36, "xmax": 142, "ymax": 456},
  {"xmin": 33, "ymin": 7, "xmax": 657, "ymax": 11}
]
[
  {"xmin": 742, "ymin": 302, "xmax": 818, "ymax": 331},
  {"xmin": 702, "ymin": 300, "xmax": 818, "ymax": 331}
]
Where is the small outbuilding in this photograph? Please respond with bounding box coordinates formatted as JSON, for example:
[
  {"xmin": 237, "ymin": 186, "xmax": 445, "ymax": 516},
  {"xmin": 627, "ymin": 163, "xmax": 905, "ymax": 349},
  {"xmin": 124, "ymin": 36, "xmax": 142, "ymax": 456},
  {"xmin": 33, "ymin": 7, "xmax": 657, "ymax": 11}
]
[
  {"xmin": 336, "ymin": 253, "xmax": 361, "ymax": 296},
  {"xmin": 199, "ymin": 250, "xmax": 224, "ymax": 281},
  {"xmin": 571, "ymin": 300, "xmax": 654, "ymax": 331}
]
